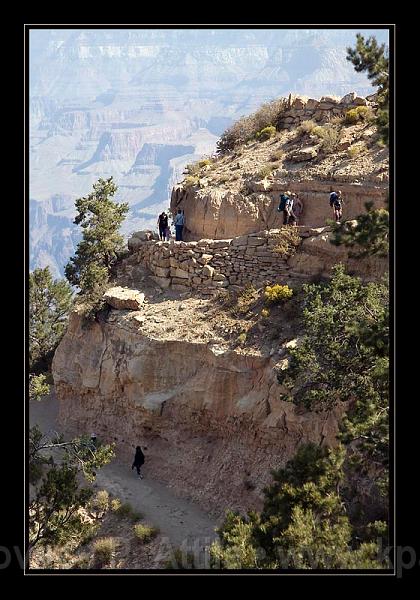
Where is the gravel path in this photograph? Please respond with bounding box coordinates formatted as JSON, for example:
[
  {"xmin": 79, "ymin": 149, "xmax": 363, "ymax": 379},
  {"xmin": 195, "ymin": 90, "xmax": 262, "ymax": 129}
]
[{"xmin": 30, "ymin": 393, "xmax": 219, "ymax": 549}]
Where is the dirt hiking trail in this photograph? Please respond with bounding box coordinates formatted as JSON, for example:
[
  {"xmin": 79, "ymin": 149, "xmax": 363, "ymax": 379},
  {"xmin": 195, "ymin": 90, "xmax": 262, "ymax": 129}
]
[{"xmin": 30, "ymin": 393, "xmax": 219, "ymax": 549}]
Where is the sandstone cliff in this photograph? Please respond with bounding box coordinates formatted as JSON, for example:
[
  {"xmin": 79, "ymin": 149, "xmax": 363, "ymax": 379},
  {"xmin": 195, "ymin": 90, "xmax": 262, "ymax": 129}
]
[
  {"xmin": 52, "ymin": 90, "xmax": 388, "ymax": 519},
  {"xmin": 53, "ymin": 302, "xmax": 344, "ymax": 516},
  {"xmin": 52, "ymin": 225, "xmax": 386, "ymax": 516},
  {"xmin": 171, "ymin": 94, "xmax": 388, "ymax": 240}
]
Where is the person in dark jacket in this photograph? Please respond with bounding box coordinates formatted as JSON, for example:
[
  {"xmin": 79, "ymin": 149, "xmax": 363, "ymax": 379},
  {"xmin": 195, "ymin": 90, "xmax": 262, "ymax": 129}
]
[
  {"xmin": 132, "ymin": 446, "xmax": 145, "ymax": 479},
  {"xmin": 157, "ymin": 212, "xmax": 169, "ymax": 240},
  {"xmin": 329, "ymin": 190, "xmax": 343, "ymax": 223}
]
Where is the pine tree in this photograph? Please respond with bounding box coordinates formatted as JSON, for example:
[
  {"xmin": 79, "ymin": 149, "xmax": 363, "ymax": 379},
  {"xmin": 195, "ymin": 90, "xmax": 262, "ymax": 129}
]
[
  {"xmin": 346, "ymin": 34, "xmax": 389, "ymax": 145},
  {"xmin": 29, "ymin": 266, "xmax": 73, "ymax": 372},
  {"xmin": 211, "ymin": 444, "xmax": 388, "ymax": 569},
  {"xmin": 65, "ymin": 177, "xmax": 129, "ymax": 309},
  {"xmin": 29, "ymin": 425, "xmax": 115, "ymax": 550},
  {"xmin": 331, "ymin": 201, "xmax": 389, "ymax": 258}
]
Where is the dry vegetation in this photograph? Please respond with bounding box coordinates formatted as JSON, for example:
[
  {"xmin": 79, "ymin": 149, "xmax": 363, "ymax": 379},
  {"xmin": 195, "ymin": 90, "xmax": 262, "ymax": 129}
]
[
  {"xmin": 179, "ymin": 102, "xmax": 387, "ymax": 194},
  {"xmin": 30, "ymin": 490, "xmax": 168, "ymax": 570}
]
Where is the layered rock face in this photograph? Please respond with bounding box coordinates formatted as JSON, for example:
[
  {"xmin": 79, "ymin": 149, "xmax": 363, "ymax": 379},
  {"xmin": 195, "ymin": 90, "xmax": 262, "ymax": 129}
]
[
  {"xmin": 171, "ymin": 180, "xmax": 387, "ymax": 240},
  {"xmin": 53, "ymin": 309, "xmax": 344, "ymax": 515}
]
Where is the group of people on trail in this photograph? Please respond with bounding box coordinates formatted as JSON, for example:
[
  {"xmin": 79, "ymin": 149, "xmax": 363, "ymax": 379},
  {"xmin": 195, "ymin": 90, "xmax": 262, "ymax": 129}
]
[
  {"xmin": 277, "ymin": 189, "xmax": 344, "ymax": 225},
  {"xmin": 277, "ymin": 191, "xmax": 304, "ymax": 226},
  {"xmin": 158, "ymin": 189, "xmax": 343, "ymax": 244},
  {"xmin": 157, "ymin": 209, "xmax": 186, "ymax": 242}
]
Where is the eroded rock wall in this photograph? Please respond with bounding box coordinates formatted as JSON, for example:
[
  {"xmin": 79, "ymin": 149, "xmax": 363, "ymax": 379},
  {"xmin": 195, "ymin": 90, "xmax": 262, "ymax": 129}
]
[
  {"xmin": 171, "ymin": 180, "xmax": 388, "ymax": 241},
  {"xmin": 53, "ymin": 309, "xmax": 344, "ymax": 515}
]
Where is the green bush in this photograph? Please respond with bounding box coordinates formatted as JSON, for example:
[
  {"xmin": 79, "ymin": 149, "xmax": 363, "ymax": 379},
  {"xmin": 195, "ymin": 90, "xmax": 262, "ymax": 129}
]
[
  {"xmin": 272, "ymin": 226, "xmax": 302, "ymax": 256},
  {"xmin": 93, "ymin": 537, "xmax": 116, "ymax": 565},
  {"xmin": 270, "ymin": 150, "xmax": 284, "ymax": 162},
  {"xmin": 184, "ymin": 175, "xmax": 200, "ymax": 188},
  {"xmin": 298, "ymin": 120, "xmax": 317, "ymax": 135},
  {"xmin": 264, "ymin": 284, "xmax": 293, "ymax": 304},
  {"xmin": 89, "ymin": 490, "xmax": 110, "ymax": 518},
  {"xmin": 185, "ymin": 163, "xmax": 200, "ymax": 175},
  {"xmin": 198, "ymin": 158, "xmax": 213, "ymax": 168},
  {"xmin": 163, "ymin": 547, "xmax": 198, "ymax": 569},
  {"xmin": 258, "ymin": 165, "xmax": 273, "ymax": 179},
  {"xmin": 347, "ymin": 143, "xmax": 366, "ymax": 158},
  {"xmin": 321, "ymin": 127, "xmax": 341, "ymax": 154},
  {"xmin": 312, "ymin": 125, "xmax": 326, "ymax": 138},
  {"xmin": 217, "ymin": 98, "xmax": 287, "ymax": 154},
  {"xmin": 345, "ymin": 106, "xmax": 374, "ymax": 125},
  {"xmin": 255, "ymin": 125, "xmax": 276, "ymax": 141},
  {"xmin": 329, "ymin": 115, "xmax": 345, "ymax": 126},
  {"xmin": 237, "ymin": 332, "xmax": 247, "ymax": 345},
  {"xmin": 133, "ymin": 523, "xmax": 159, "ymax": 543},
  {"xmin": 313, "ymin": 125, "xmax": 341, "ymax": 154},
  {"xmin": 71, "ymin": 554, "xmax": 91, "ymax": 569},
  {"xmin": 79, "ymin": 523, "xmax": 100, "ymax": 546},
  {"xmin": 114, "ymin": 502, "xmax": 143, "ymax": 521},
  {"xmin": 110, "ymin": 498, "xmax": 122, "ymax": 512}
]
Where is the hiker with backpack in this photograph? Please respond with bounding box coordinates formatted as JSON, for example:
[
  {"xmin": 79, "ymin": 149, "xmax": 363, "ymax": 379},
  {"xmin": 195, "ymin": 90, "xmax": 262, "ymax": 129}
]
[
  {"xmin": 131, "ymin": 446, "xmax": 145, "ymax": 479},
  {"xmin": 157, "ymin": 211, "xmax": 169, "ymax": 241},
  {"xmin": 278, "ymin": 190, "xmax": 293, "ymax": 225},
  {"xmin": 291, "ymin": 193, "xmax": 303, "ymax": 226},
  {"xmin": 174, "ymin": 209, "xmax": 185, "ymax": 241},
  {"xmin": 329, "ymin": 190, "xmax": 343, "ymax": 223}
]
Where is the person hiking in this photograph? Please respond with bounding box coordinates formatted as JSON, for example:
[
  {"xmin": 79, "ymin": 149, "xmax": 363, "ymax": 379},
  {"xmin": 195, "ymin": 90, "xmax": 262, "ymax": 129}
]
[
  {"xmin": 291, "ymin": 193, "xmax": 304, "ymax": 226},
  {"xmin": 157, "ymin": 212, "xmax": 169, "ymax": 240},
  {"xmin": 278, "ymin": 190, "xmax": 292, "ymax": 225},
  {"xmin": 131, "ymin": 446, "xmax": 145, "ymax": 479},
  {"xmin": 174, "ymin": 209, "xmax": 185, "ymax": 241},
  {"xmin": 164, "ymin": 223, "xmax": 171, "ymax": 241},
  {"xmin": 329, "ymin": 190, "xmax": 343, "ymax": 223}
]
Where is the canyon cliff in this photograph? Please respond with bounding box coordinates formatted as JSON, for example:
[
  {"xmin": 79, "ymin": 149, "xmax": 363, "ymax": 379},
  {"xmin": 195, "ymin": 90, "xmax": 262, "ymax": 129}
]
[
  {"xmin": 52, "ymin": 88, "xmax": 388, "ymax": 518},
  {"xmin": 30, "ymin": 29, "xmax": 387, "ymax": 276}
]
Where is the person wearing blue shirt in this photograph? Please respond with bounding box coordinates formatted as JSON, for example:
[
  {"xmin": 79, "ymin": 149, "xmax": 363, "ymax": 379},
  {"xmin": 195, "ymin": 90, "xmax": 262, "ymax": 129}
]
[{"xmin": 174, "ymin": 209, "xmax": 185, "ymax": 241}]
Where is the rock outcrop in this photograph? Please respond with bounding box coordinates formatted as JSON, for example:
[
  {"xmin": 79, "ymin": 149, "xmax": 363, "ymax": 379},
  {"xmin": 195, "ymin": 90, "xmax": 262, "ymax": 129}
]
[
  {"xmin": 53, "ymin": 308, "xmax": 345, "ymax": 516},
  {"xmin": 171, "ymin": 180, "xmax": 388, "ymax": 242},
  {"xmin": 103, "ymin": 287, "xmax": 145, "ymax": 310}
]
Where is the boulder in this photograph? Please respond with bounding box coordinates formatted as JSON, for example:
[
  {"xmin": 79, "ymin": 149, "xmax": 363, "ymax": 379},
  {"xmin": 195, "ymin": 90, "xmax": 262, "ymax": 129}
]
[
  {"xmin": 128, "ymin": 237, "xmax": 143, "ymax": 252},
  {"xmin": 320, "ymin": 95, "xmax": 340, "ymax": 104},
  {"xmin": 202, "ymin": 264, "xmax": 215, "ymax": 278},
  {"xmin": 132, "ymin": 230, "xmax": 159, "ymax": 241},
  {"xmin": 150, "ymin": 276, "xmax": 171, "ymax": 289},
  {"xmin": 153, "ymin": 266, "xmax": 170, "ymax": 278},
  {"xmin": 366, "ymin": 92, "xmax": 378, "ymax": 103},
  {"xmin": 290, "ymin": 146, "xmax": 318, "ymax": 162},
  {"xmin": 306, "ymin": 98, "xmax": 319, "ymax": 110},
  {"xmin": 291, "ymin": 96, "xmax": 308, "ymax": 110},
  {"xmin": 353, "ymin": 96, "xmax": 368, "ymax": 106},
  {"xmin": 340, "ymin": 92, "xmax": 357, "ymax": 105},
  {"xmin": 103, "ymin": 287, "xmax": 145, "ymax": 310},
  {"xmin": 197, "ymin": 254, "xmax": 213, "ymax": 265},
  {"xmin": 170, "ymin": 267, "xmax": 189, "ymax": 279}
]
